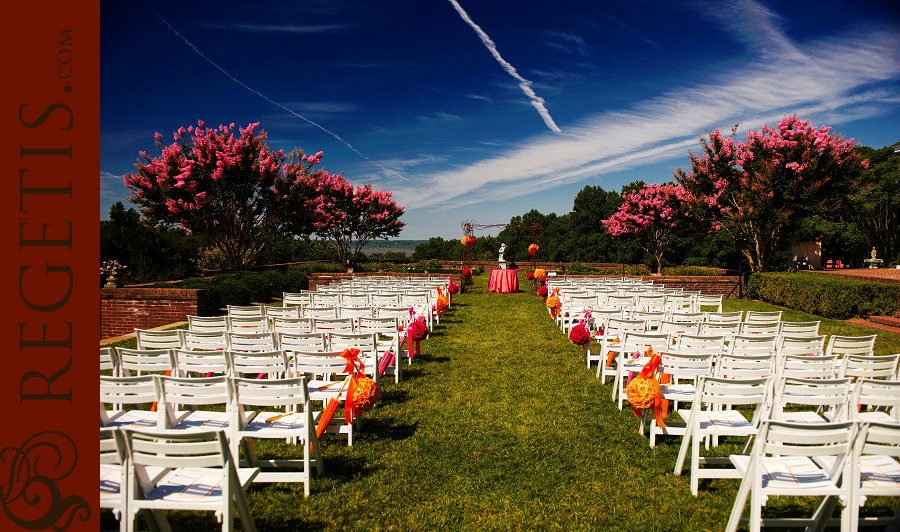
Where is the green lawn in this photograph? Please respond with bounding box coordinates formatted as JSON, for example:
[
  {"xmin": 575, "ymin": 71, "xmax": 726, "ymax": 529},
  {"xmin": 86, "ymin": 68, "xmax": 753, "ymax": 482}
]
[{"xmin": 104, "ymin": 272, "xmax": 900, "ymax": 531}]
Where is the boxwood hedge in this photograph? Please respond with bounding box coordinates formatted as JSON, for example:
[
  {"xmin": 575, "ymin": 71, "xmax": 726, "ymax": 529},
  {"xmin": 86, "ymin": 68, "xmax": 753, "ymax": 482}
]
[{"xmin": 747, "ymin": 272, "xmax": 900, "ymax": 319}]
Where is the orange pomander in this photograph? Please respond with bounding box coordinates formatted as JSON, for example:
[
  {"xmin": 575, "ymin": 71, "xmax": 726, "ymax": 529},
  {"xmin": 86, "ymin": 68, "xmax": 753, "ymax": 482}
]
[
  {"xmin": 534, "ymin": 269, "xmax": 546, "ymax": 281},
  {"xmin": 626, "ymin": 376, "xmax": 659, "ymax": 410},
  {"xmin": 352, "ymin": 376, "xmax": 380, "ymax": 412},
  {"xmin": 528, "ymin": 244, "xmax": 539, "ymax": 255},
  {"xmin": 546, "ymin": 294, "xmax": 560, "ymax": 309}
]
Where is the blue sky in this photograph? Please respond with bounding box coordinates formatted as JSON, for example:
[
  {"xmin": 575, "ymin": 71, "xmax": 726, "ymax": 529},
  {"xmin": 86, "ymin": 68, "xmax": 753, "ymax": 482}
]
[{"xmin": 101, "ymin": 0, "xmax": 900, "ymax": 240}]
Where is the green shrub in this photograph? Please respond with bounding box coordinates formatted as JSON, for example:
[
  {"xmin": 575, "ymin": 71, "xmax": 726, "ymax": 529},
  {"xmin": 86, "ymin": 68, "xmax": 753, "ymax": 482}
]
[
  {"xmin": 262, "ymin": 270, "xmax": 286, "ymax": 296},
  {"xmin": 213, "ymin": 275, "xmax": 251, "ymax": 307},
  {"xmin": 747, "ymin": 272, "xmax": 900, "ymax": 319},
  {"xmin": 283, "ymin": 269, "xmax": 309, "ymax": 292},
  {"xmin": 569, "ymin": 262, "xmax": 599, "ymax": 273}
]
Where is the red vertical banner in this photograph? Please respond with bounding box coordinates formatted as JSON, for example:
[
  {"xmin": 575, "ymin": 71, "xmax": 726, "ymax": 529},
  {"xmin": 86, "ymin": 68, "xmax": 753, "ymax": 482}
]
[{"xmin": 1, "ymin": 2, "xmax": 99, "ymax": 531}]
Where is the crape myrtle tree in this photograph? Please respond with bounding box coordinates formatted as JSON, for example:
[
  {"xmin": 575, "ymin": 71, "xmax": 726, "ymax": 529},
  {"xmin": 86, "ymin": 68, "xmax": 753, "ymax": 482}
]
[
  {"xmin": 602, "ymin": 183, "xmax": 686, "ymax": 273},
  {"xmin": 303, "ymin": 172, "xmax": 405, "ymax": 267},
  {"xmin": 674, "ymin": 115, "xmax": 869, "ymax": 272},
  {"xmin": 124, "ymin": 121, "xmax": 324, "ymax": 271}
]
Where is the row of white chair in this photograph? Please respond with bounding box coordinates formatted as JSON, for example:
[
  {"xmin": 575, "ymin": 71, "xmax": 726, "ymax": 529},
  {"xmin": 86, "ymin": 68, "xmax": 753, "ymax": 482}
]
[{"xmin": 188, "ymin": 312, "xmax": 411, "ymax": 334}]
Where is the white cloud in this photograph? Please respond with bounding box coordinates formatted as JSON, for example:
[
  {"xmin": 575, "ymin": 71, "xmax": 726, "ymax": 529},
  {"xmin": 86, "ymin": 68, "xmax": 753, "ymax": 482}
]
[
  {"xmin": 390, "ymin": 24, "xmax": 900, "ymax": 212},
  {"xmin": 201, "ymin": 22, "xmax": 349, "ymax": 33}
]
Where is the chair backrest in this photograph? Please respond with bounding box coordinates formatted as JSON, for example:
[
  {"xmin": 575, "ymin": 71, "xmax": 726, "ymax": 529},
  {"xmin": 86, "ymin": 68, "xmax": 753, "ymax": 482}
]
[
  {"xmin": 773, "ymin": 377, "xmax": 852, "ymax": 421},
  {"xmin": 851, "ymin": 380, "xmax": 900, "ymax": 422},
  {"xmin": 696, "ymin": 294, "xmax": 723, "ymax": 313},
  {"xmin": 778, "ymin": 334, "xmax": 827, "ymax": 357},
  {"xmin": 704, "ymin": 311, "xmax": 742, "ymax": 323},
  {"xmin": 227, "ymin": 331, "xmax": 278, "ymax": 353},
  {"xmin": 674, "ymin": 334, "xmax": 726, "ymax": 355},
  {"xmin": 666, "ymin": 294, "xmax": 696, "ymax": 313},
  {"xmin": 744, "ymin": 310, "xmax": 783, "ymax": 324},
  {"xmin": 604, "ymin": 318, "xmax": 646, "ymax": 339},
  {"xmin": 292, "ymin": 352, "xmax": 348, "ymax": 381},
  {"xmin": 739, "ymin": 322, "xmax": 781, "ymax": 336},
  {"xmin": 174, "ymin": 348, "xmax": 229, "ymax": 377},
  {"xmin": 232, "ymin": 376, "xmax": 311, "ymax": 424},
  {"xmin": 101, "ymin": 347, "xmax": 119, "ymax": 376},
  {"xmin": 371, "ymin": 293, "xmax": 401, "ymax": 307},
  {"xmin": 180, "ymin": 330, "xmax": 229, "ymax": 351},
  {"xmin": 659, "ymin": 351, "xmax": 715, "ymax": 382},
  {"xmin": 327, "ymin": 333, "xmax": 379, "ymax": 380},
  {"xmin": 778, "ymin": 321, "xmax": 821, "ymax": 337},
  {"xmin": 156, "ymin": 375, "xmax": 232, "ymax": 428},
  {"xmin": 752, "ymin": 421, "xmax": 855, "ymax": 483},
  {"xmin": 226, "ymin": 315, "xmax": 271, "ymax": 333},
  {"xmin": 714, "ymin": 353, "xmax": 776, "ymax": 379},
  {"xmin": 358, "ymin": 316, "xmax": 400, "ymax": 336},
  {"xmin": 301, "ymin": 306, "xmax": 338, "ymax": 320},
  {"xmin": 100, "ymin": 374, "xmax": 158, "ymax": 411},
  {"xmin": 779, "ymin": 354, "xmax": 838, "ymax": 379},
  {"xmin": 227, "ymin": 304, "xmax": 264, "ymax": 316},
  {"xmin": 697, "ymin": 376, "xmax": 770, "ymax": 408},
  {"xmin": 637, "ymin": 295, "xmax": 667, "ymax": 312},
  {"xmin": 135, "ymin": 329, "xmax": 183, "ymax": 350},
  {"xmin": 591, "ymin": 308, "xmax": 622, "ymax": 331},
  {"xmin": 312, "ymin": 317, "xmax": 356, "ymax": 334},
  {"xmin": 341, "ymin": 293, "xmax": 371, "ymax": 307},
  {"xmin": 838, "ymin": 354, "xmax": 900, "ymax": 381},
  {"xmin": 283, "ymin": 291, "xmax": 311, "ymax": 307},
  {"xmin": 116, "ymin": 348, "xmax": 177, "ymax": 377},
  {"xmin": 699, "ymin": 322, "xmax": 741, "ymax": 342},
  {"xmin": 670, "ymin": 312, "xmax": 705, "ymax": 323},
  {"xmin": 826, "ymin": 334, "xmax": 878, "ymax": 358},
  {"xmin": 620, "ymin": 332, "xmax": 672, "ymax": 356},
  {"xmin": 728, "ymin": 335, "xmax": 778, "ymax": 357},
  {"xmin": 311, "ymin": 292, "xmax": 341, "ymax": 307},
  {"xmin": 270, "ymin": 316, "xmax": 313, "ymax": 334},
  {"xmin": 187, "ymin": 315, "xmax": 228, "ymax": 332},
  {"xmin": 277, "ymin": 331, "xmax": 327, "ymax": 354},
  {"xmin": 607, "ymin": 295, "xmax": 635, "ymax": 310},
  {"xmin": 122, "ymin": 428, "xmax": 234, "ymax": 491},
  {"xmin": 338, "ymin": 306, "xmax": 375, "ymax": 320},
  {"xmin": 226, "ymin": 349, "xmax": 290, "ymax": 378},
  {"xmin": 659, "ymin": 321, "xmax": 701, "ymax": 339},
  {"xmin": 631, "ymin": 311, "xmax": 666, "ymax": 331},
  {"xmin": 377, "ymin": 306, "xmax": 413, "ymax": 327},
  {"xmin": 264, "ymin": 305, "xmax": 301, "ymax": 319}
]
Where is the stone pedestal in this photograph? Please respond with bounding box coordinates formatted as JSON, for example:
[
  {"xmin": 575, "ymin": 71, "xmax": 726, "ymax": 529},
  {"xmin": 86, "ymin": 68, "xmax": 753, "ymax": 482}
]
[{"xmin": 498, "ymin": 261, "xmax": 507, "ymax": 270}]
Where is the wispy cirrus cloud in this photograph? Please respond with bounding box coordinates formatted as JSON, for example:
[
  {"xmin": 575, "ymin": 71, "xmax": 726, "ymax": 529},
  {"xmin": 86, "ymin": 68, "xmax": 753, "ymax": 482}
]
[{"xmin": 389, "ymin": 18, "xmax": 900, "ymax": 212}]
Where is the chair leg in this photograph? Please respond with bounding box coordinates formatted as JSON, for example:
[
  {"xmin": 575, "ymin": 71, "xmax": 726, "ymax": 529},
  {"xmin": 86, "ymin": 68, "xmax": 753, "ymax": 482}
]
[{"xmin": 724, "ymin": 461, "xmax": 754, "ymax": 532}]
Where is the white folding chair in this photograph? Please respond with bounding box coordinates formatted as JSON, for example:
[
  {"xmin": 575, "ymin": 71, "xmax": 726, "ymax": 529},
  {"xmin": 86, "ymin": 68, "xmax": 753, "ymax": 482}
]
[
  {"xmin": 101, "ymin": 347, "xmax": 120, "ymax": 376},
  {"xmin": 596, "ymin": 318, "xmax": 646, "ymax": 382},
  {"xmin": 278, "ymin": 332, "xmax": 328, "ymax": 364},
  {"xmin": 613, "ymin": 332, "xmax": 673, "ymax": 410},
  {"xmin": 180, "ymin": 330, "xmax": 229, "ymax": 352},
  {"xmin": 778, "ymin": 321, "xmax": 820, "ymax": 337},
  {"xmin": 631, "ymin": 311, "xmax": 666, "ymax": 332},
  {"xmin": 837, "ymin": 353, "xmax": 900, "ymax": 382},
  {"xmin": 777, "ymin": 334, "xmax": 826, "ymax": 358},
  {"xmin": 174, "ymin": 349, "xmax": 229, "ymax": 378},
  {"xmin": 301, "ymin": 306, "xmax": 338, "ymax": 320},
  {"xmin": 156, "ymin": 375, "xmax": 236, "ymax": 433},
  {"xmin": 674, "ymin": 376, "xmax": 771, "ymax": 495},
  {"xmin": 778, "ymin": 354, "xmax": 838, "ymax": 380},
  {"xmin": 270, "ymin": 316, "xmax": 313, "ymax": 334},
  {"xmin": 116, "ymin": 348, "xmax": 177, "ymax": 377},
  {"xmin": 647, "ymin": 351, "xmax": 716, "ymax": 447},
  {"xmin": 328, "ymin": 332, "xmax": 381, "ymax": 387},
  {"xmin": 699, "ymin": 322, "xmax": 741, "ymax": 345},
  {"xmin": 728, "ymin": 335, "xmax": 777, "ymax": 357},
  {"xmin": 340, "ymin": 293, "xmax": 370, "ymax": 307},
  {"xmin": 232, "ymin": 376, "xmax": 322, "ymax": 495},
  {"xmin": 696, "ymin": 294, "xmax": 723, "ymax": 313},
  {"xmin": 100, "ymin": 375, "xmax": 163, "ymax": 430},
  {"xmin": 135, "ymin": 329, "xmax": 183, "ymax": 350},
  {"xmin": 312, "ymin": 317, "xmax": 356, "ymax": 335},
  {"xmin": 850, "ymin": 379, "xmax": 900, "ymax": 424},
  {"xmin": 705, "ymin": 311, "xmax": 742, "ymax": 323},
  {"xmin": 666, "ymin": 294, "xmax": 696, "ymax": 313},
  {"xmin": 226, "ymin": 315, "xmax": 271, "ymax": 333},
  {"xmin": 739, "ymin": 322, "xmax": 780, "ymax": 336},
  {"xmin": 100, "ymin": 427, "xmax": 128, "ymax": 524},
  {"xmin": 188, "ymin": 315, "xmax": 229, "ymax": 332},
  {"xmin": 227, "ymin": 304, "xmax": 265, "ymax": 316},
  {"xmin": 358, "ymin": 316, "xmax": 404, "ymax": 382},
  {"xmin": 771, "ymin": 376, "xmax": 852, "ymax": 425},
  {"xmin": 724, "ymin": 421, "xmax": 856, "ymax": 532},
  {"xmin": 744, "ymin": 310, "xmax": 782, "ymax": 324},
  {"xmin": 659, "ymin": 321, "xmax": 701, "ymax": 348},
  {"xmin": 122, "ymin": 428, "xmax": 258, "ymax": 532},
  {"xmin": 283, "ymin": 291, "xmax": 311, "ymax": 308},
  {"xmin": 226, "ymin": 349, "xmax": 290, "ymax": 380},
  {"xmin": 227, "ymin": 331, "xmax": 278, "ymax": 353},
  {"xmin": 264, "ymin": 305, "xmax": 300, "ymax": 319},
  {"xmin": 670, "ymin": 312, "xmax": 705, "ymax": 323},
  {"xmin": 826, "ymin": 334, "xmax": 878, "ymax": 359}
]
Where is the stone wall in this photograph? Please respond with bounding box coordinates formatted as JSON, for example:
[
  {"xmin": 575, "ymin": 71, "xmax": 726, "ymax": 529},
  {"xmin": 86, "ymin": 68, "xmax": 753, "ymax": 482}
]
[{"xmin": 100, "ymin": 288, "xmax": 205, "ymax": 340}]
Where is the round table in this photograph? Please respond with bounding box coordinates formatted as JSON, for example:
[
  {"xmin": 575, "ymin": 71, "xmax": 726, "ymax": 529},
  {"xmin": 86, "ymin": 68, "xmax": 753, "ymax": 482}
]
[{"xmin": 488, "ymin": 269, "xmax": 519, "ymax": 293}]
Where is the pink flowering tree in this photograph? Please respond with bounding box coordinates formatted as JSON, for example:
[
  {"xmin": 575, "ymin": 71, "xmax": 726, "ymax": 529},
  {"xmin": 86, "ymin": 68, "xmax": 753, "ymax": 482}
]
[
  {"xmin": 124, "ymin": 121, "xmax": 325, "ymax": 271},
  {"xmin": 602, "ymin": 183, "xmax": 685, "ymax": 273},
  {"xmin": 674, "ymin": 115, "xmax": 869, "ymax": 271},
  {"xmin": 298, "ymin": 172, "xmax": 405, "ymax": 266}
]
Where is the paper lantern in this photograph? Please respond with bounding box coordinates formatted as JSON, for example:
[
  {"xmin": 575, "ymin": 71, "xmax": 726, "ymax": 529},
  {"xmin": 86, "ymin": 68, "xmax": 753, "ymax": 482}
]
[
  {"xmin": 352, "ymin": 376, "xmax": 380, "ymax": 412},
  {"xmin": 528, "ymin": 244, "xmax": 539, "ymax": 256},
  {"xmin": 534, "ymin": 269, "xmax": 546, "ymax": 281}
]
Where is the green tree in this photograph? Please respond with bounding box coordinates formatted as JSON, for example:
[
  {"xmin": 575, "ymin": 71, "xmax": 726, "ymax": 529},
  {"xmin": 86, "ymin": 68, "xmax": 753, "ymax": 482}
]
[{"xmin": 847, "ymin": 145, "xmax": 900, "ymax": 264}]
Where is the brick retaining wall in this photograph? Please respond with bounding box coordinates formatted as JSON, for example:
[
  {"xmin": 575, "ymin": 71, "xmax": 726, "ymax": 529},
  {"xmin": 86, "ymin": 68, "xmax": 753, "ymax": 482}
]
[
  {"xmin": 310, "ymin": 272, "xmax": 462, "ymax": 291},
  {"xmin": 100, "ymin": 288, "xmax": 206, "ymax": 340}
]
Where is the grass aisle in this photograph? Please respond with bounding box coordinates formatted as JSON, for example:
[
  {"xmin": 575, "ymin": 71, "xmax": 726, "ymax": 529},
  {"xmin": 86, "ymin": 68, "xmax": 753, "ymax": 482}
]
[{"xmin": 246, "ymin": 273, "xmax": 738, "ymax": 531}]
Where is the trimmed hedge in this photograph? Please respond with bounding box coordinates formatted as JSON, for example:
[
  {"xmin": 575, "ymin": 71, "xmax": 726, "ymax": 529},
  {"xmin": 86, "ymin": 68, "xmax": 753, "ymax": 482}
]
[
  {"xmin": 747, "ymin": 272, "xmax": 900, "ymax": 319},
  {"xmin": 660, "ymin": 266, "xmax": 723, "ymax": 276}
]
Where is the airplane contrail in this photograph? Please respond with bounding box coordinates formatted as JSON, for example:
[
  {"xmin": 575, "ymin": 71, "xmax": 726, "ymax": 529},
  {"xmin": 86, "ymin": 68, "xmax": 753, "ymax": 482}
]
[
  {"xmin": 447, "ymin": 0, "xmax": 562, "ymax": 133},
  {"xmin": 154, "ymin": 12, "xmax": 408, "ymax": 181}
]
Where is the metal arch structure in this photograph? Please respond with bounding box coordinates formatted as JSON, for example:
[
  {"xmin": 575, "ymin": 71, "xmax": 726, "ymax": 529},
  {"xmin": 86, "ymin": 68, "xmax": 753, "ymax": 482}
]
[{"xmin": 460, "ymin": 219, "xmax": 542, "ymax": 271}]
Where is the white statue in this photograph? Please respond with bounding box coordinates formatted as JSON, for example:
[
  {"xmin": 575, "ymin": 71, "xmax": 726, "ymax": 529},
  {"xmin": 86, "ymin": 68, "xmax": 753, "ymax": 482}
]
[{"xmin": 499, "ymin": 243, "xmax": 506, "ymax": 263}]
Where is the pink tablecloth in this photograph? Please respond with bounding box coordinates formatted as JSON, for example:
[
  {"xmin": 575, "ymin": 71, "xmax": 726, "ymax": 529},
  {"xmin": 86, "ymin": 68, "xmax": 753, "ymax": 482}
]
[{"xmin": 488, "ymin": 269, "xmax": 519, "ymax": 293}]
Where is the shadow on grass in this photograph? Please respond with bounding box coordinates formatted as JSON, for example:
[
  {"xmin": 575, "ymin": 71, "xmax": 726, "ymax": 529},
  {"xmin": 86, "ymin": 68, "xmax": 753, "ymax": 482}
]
[{"xmin": 359, "ymin": 416, "xmax": 418, "ymax": 441}]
